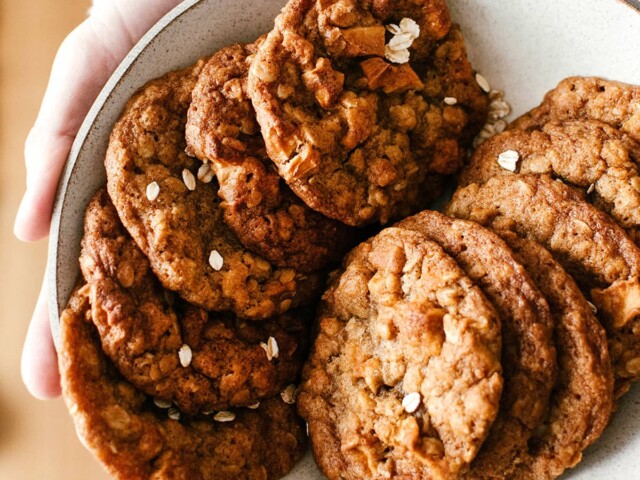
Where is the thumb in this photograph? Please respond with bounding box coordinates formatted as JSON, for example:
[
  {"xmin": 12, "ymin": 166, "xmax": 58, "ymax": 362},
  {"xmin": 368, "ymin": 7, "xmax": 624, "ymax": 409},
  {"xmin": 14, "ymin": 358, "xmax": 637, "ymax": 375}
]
[{"xmin": 14, "ymin": 0, "xmax": 183, "ymax": 242}]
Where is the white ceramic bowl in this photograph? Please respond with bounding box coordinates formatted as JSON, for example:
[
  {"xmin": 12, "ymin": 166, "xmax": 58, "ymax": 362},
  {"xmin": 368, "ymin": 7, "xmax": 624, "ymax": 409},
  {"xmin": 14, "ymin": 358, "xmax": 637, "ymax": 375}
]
[{"xmin": 49, "ymin": 1, "xmax": 640, "ymax": 478}]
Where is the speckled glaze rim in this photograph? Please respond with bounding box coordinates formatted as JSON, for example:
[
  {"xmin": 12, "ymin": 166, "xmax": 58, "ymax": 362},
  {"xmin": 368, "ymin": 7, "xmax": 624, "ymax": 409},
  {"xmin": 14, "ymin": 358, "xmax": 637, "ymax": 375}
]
[{"xmin": 623, "ymin": 0, "xmax": 640, "ymax": 12}]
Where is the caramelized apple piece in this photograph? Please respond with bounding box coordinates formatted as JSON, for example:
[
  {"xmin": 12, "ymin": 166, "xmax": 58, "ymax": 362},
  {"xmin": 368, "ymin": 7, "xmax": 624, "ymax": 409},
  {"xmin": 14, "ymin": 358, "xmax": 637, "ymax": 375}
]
[
  {"xmin": 361, "ymin": 58, "xmax": 424, "ymax": 94},
  {"xmin": 340, "ymin": 25, "xmax": 386, "ymax": 57}
]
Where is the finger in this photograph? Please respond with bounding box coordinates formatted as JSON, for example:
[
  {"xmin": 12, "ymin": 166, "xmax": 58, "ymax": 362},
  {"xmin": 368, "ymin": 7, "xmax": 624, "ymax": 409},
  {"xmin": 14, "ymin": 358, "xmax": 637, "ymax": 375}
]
[
  {"xmin": 14, "ymin": 127, "xmax": 76, "ymax": 241},
  {"xmin": 21, "ymin": 275, "xmax": 61, "ymax": 400},
  {"xmin": 14, "ymin": 0, "xmax": 182, "ymax": 242},
  {"xmin": 14, "ymin": 20, "xmax": 123, "ymax": 242}
]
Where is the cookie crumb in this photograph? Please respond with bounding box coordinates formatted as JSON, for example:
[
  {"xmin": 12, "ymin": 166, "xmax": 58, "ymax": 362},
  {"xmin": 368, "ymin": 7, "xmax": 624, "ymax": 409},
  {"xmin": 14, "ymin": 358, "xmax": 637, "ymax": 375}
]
[
  {"xmin": 178, "ymin": 344, "xmax": 192, "ymax": 367},
  {"xmin": 476, "ymin": 73, "xmax": 491, "ymax": 93},
  {"xmin": 473, "ymin": 89, "xmax": 513, "ymax": 148},
  {"xmin": 208, "ymin": 250, "xmax": 224, "ymax": 271},
  {"xmin": 281, "ymin": 384, "xmax": 297, "ymax": 405},
  {"xmin": 213, "ymin": 411, "xmax": 236, "ymax": 422},
  {"xmin": 268, "ymin": 336, "xmax": 280, "ymax": 359},
  {"xmin": 385, "ymin": 23, "xmax": 402, "ymax": 35},
  {"xmin": 260, "ymin": 342, "xmax": 272, "ymax": 361},
  {"xmin": 402, "ymin": 392, "xmax": 421, "ymax": 413},
  {"xmin": 197, "ymin": 163, "xmax": 215, "ymax": 184},
  {"xmin": 260, "ymin": 336, "xmax": 279, "ymax": 361},
  {"xmin": 493, "ymin": 119, "xmax": 507, "ymax": 133},
  {"xmin": 489, "ymin": 99, "xmax": 511, "ymax": 121},
  {"xmin": 182, "ymin": 169, "xmax": 196, "ymax": 191},
  {"xmin": 153, "ymin": 398, "xmax": 172, "ymax": 409},
  {"xmin": 384, "ymin": 18, "xmax": 420, "ymax": 64},
  {"xmin": 497, "ymin": 150, "xmax": 520, "ymax": 171},
  {"xmin": 444, "ymin": 97, "xmax": 458, "ymax": 105},
  {"xmin": 146, "ymin": 182, "xmax": 160, "ymax": 201},
  {"xmin": 385, "ymin": 46, "xmax": 410, "ymax": 64}
]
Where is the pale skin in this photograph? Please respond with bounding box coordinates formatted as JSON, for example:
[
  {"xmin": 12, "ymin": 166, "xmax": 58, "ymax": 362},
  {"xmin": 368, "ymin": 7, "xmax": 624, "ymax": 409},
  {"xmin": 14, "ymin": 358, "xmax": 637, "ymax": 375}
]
[{"xmin": 15, "ymin": 0, "xmax": 183, "ymax": 399}]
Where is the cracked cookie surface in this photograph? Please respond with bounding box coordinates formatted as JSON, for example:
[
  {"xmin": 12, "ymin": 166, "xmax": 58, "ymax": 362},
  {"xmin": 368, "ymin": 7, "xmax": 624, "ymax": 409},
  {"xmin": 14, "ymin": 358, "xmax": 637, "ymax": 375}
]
[
  {"xmin": 397, "ymin": 211, "xmax": 556, "ymax": 479},
  {"xmin": 509, "ymin": 77, "xmax": 640, "ymax": 143},
  {"xmin": 58, "ymin": 286, "xmax": 307, "ymax": 480},
  {"xmin": 186, "ymin": 41, "xmax": 356, "ymax": 272},
  {"xmin": 248, "ymin": 0, "xmax": 487, "ymax": 226},
  {"xmin": 297, "ymin": 227, "xmax": 503, "ymax": 480},
  {"xmin": 448, "ymin": 174, "xmax": 640, "ymax": 397},
  {"xmin": 80, "ymin": 190, "xmax": 309, "ymax": 414},
  {"xmin": 460, "ymin": 119, "xmax": 640, "ymax": 241},
  {"xmin": 105, "ymin": 60, "xmax": 321, "ymax": 319}
]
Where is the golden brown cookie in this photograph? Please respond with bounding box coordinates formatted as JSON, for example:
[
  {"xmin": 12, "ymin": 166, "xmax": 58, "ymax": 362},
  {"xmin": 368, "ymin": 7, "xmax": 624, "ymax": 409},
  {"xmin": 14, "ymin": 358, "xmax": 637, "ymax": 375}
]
[
  {"xmin": 459, "ymin": 119, "xmax": 640, "ymax": 239},
  {"xmin": 500, "ymin": 232, "xmax": 613, "ymax": 479},
  {"xmin": 58, "ymin": 286, "xmax": 307, "ymax": 480},
  {"xmin": 448, "ymin": 174, "xmax": 640, "ymax": 397},
  {"xmin": 185, "ymin": 41, "xmax": 357, "ymax": 272},
  {"xmin": 396, "ymin": 211, "xmax": 557, "ymax": 479},
  {"xmin": 248, "ymin": 0, "xmax": 487, "ymax": 226},
  {"xmin": 105, "ymin": 60, "xmax": 321, "ymax": 320},
  {"xmin": 298, "ymin": 227, "xmax": 503, "ymax": 480},
  {"xmin": 80, "ymin": 190, "xmax": 309, "ymax": 414},
  {"xmin": 510, "ymin": 77, "xmax": 640, "ymax": 143}
]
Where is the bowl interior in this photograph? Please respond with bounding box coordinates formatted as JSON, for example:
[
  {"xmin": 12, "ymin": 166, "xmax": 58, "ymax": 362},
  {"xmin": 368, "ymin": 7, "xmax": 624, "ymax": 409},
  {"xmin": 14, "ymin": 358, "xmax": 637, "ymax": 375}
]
[{"xmin": 49, "ymin": 1, "xmax": 640, "ymax": 478}]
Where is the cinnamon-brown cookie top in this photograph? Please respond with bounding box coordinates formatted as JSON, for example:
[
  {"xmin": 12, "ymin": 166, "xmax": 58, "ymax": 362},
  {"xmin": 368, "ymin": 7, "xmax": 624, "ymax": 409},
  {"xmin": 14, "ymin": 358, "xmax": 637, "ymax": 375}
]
[
  {"xmin": 185, "ymin": 41, "xmax": 357, "ymax": 272},
  {"xmin": 500, "ymin": 233, "xmax": 613, "ymax": 479},
  {"xmin": 396, "ymin": 211, "xmax": 557, "ymax": 479},
  {"xmin": 80, "ymin": 190, "xmax": 309, "ymax": 414},
  {"xmin": 509, "ymin": 77, "xmax": 640, "ymax": 143},
  {"xmin": 448, "ymin": 174, "xmax": 640, "ymax": 397},
  {"xmin": 298, "ymin": 227, "xmax": 503, "ymax": 480},
  {"xmin": 460, "ymin": 119, "xmax": 640, "ymax": 236},
  {"xmin": 105, "ymin": 60, "xmax": 321, "ymax": 319},
  {"xmin": 58, "ymin": 286, "xmax": 307, "ymax": 480},
  {"xmin": 248, "ymin": 0, "xmax": 487, "ymax": 226}
]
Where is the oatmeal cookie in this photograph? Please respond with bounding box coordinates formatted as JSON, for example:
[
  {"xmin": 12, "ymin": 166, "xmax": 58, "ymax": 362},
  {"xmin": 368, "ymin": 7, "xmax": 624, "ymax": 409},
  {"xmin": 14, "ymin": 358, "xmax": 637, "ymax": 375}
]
[
  {"xmin": 448, "ymin": 174, "xmax": 640, "ymax": 397},
  {"xmin": 58, "ymin": 286, "xmax": 307, "ymax": 480},
  {"xmin": 248, "ymin": 0, "xmax": 487, "ymax": 226},
  {"xmin": 459, "ymin": 119, "xmax": 640, "ymax": 238},
  {"xmin": 298, "ymin": 227, "xmax": 503, "ymax": 480},
  {"xmin": 510, "ymin": 77, "xmax": 640, "ymax": 143},
  {"xmin": 105, "ymin": 60, "xmax": 321, "ymax": 319},
  {"xmin": 501, "ymin": 233, "xmax": 613, "ymax": 479},
  {"xmin": 80, "ymin": 190, "xmax": 309, "ymax": 414},
  {"xmin": 397, "ymin": 211, "xmax": 557, "ymax": 479},
  {"xmin": 185, "ymin": 41, "xmax": 356, "ymax": 272}
]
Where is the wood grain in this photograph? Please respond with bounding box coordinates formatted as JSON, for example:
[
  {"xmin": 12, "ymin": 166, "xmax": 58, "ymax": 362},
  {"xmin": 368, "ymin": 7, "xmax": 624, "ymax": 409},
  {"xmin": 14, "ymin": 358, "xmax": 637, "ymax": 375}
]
[{"xmin": 0, "ymin": 1, "xmax": 110, "ymax": 478}]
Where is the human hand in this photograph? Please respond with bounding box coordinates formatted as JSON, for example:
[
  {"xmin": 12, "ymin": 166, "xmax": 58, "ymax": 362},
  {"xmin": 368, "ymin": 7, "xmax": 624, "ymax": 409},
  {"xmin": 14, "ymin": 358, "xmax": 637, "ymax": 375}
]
[{"xmin": 16, "ymin": 0, "xmax": 184, "ymax": 399}]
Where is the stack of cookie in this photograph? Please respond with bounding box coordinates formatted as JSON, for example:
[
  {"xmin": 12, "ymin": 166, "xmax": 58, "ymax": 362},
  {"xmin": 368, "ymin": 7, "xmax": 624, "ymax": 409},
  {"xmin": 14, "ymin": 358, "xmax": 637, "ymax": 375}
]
[
  {"xmin": 57, "ymin": 0, "xmax": 490, "ymax": 479},
  {"xmin": 297, "ymin": 76, "xmax": 640, "ymax": 480},
  {"xmin": 455, "ymin": 76, "xmax": 640, "ymax": 399}
]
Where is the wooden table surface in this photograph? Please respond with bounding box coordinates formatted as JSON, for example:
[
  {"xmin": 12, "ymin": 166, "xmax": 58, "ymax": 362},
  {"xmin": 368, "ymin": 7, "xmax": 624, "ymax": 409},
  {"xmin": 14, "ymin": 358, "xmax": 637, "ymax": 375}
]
[{"xmin": 0, "ymin": 1, "xmax": 110, "ymax": 478}]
